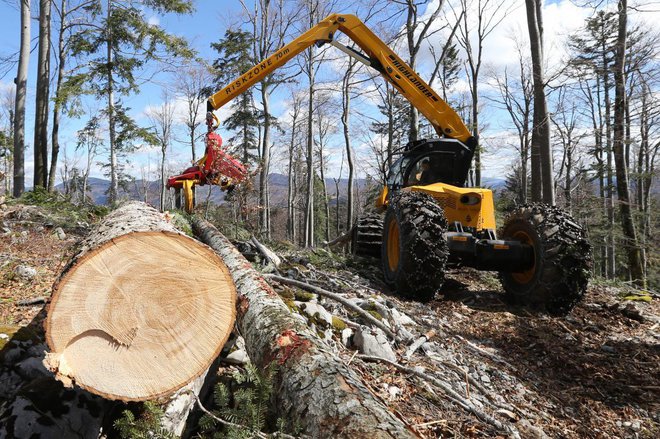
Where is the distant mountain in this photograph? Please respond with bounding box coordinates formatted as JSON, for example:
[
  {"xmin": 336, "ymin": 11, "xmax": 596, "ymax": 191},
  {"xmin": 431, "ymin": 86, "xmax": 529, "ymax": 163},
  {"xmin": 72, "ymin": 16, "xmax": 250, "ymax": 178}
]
[{"xmin": 56, "ymin": 173, "xmax": 372, "ymax": 207}]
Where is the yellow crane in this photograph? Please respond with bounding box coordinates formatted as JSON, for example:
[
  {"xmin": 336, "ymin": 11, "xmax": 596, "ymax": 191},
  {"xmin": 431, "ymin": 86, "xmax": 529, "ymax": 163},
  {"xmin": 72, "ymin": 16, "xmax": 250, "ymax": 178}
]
[{"xmin": 175, "ymin": 13, "xmax": 592, "ymax": 315}]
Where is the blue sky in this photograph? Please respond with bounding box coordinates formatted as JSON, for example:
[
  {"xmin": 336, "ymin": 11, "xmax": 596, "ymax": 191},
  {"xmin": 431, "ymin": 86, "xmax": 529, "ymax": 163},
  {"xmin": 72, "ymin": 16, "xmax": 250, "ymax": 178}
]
[{"xmin": 0, "ymin": 0, "xmax": 655, "ymax": 188}]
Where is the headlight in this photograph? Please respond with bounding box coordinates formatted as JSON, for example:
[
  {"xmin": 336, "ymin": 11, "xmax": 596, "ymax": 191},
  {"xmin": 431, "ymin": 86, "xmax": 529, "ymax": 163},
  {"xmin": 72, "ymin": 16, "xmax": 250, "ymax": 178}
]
[{"xmin": 460, "ymin": 193, "xmax": 481, "ymax": 205}]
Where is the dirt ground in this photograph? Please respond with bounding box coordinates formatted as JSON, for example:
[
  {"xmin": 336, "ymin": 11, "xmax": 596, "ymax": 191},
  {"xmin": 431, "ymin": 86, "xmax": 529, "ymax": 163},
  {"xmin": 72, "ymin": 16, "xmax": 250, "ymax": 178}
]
[
  {"xmin": 345, "ymin": 266, "xmax": 659, "ymax": 438},
  {"xmin": 1, "ymin": 202, "xmax": 658, "ymax": 438}
]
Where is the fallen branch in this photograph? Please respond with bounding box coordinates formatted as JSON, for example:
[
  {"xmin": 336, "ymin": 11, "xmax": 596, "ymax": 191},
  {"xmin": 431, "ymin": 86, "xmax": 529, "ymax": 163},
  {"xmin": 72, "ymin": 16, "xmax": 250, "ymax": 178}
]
[
  {"xmin": 251, "ymin": 236, "xmax": 282, "ymax": 268},
  {"xmin": 357, "ymin": 355, "xmax": 519, "ymax": 437},
  {"xmin": 323, "ymin": 227, "xmax": 354, "ymax": 248},
  {"xmin": 404, "ymin": 329, "xmax": 436, "ymax": 360},
  {"xmin": 17, "ymin": 296, "xmax": 47, "ymax": 306},
  {"xmin": 264, "ymin": 274, "xmax": 397, "ymax": 341}
]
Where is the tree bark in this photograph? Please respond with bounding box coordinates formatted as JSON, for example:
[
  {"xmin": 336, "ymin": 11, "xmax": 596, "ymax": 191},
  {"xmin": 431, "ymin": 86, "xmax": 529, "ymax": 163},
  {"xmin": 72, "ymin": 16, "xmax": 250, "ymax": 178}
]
[
  {"xmin": 286, "ymin": 97, "xmax": 299, "ymax": 242},
  {"xmin": 48, "ymin": 0, "xmax": 66, "ymax": 192},
  {"xmin": 13, "ymin": 0, "xmax": 30, "ymax": 197},
  {"xmin": 342, "ymin": 61, "xmax": 355, "ymax": 232},
  {"xmin": 44, "ymin": 202, "xmax": 236, "ymax": 401},
  {"xmin": 33, "ymin": 0, "xmax": 51, "ymax": 190},
  {"xmin": 192, "ymin": 218, "xmax": 418, "ymax": 438},
  {"xmin": 106, "ymin": 0, "xmax": 118, "ymax": 204},
  {"xmin": 612, "ymin": 0, "xmax": 644, "ymax": 285},
  {"xmin": 304, "ymin": 40, "xmax": 315, "ymax": 247},
  {"xmin": 525, "ymin": 0, "xmax": 554, "ymax": 204},
  {"xmin": 259, "ymin": 84, "xmax": 271, "ymax": 238}
]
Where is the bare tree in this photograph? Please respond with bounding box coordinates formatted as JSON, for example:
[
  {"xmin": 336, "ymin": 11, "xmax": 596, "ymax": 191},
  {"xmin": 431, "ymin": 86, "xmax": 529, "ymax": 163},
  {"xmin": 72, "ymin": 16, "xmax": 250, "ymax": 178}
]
[
  {"xmin": 175, "ymin": 63, "xmax": 211, "ymax": 163},
  {"xmin": 286, "ymin": 92, "xmax": 302, "ymax": 242},
  {"xmin": 341, "ymin": 57, "xmax": 358, "ymax": 232},
  {"xmin": 240, "ymin": 0, "xmax": 297, "ymax": 239},
  {"xmin": 396, "ymin": 0, "xmax": 444, "ymax": 142},
  {"xmin": 1, "ymin": 87, "xmax": 15, "ymax": 196},
  {"xmin": 490, "ymin": 39, "xmax": 533, "ymax": 203},
  {"xmin": 33, "ymin": 0, "xmax": 52, "ymax": 189},
  {"xmin": 147, "ymin": 93, "xmax": 176, "ymax": 212},
  {"xmin": 552, "ymin": 87, "xmax": 586, "ymax": 213},
  {"xmin": 75, "ymin": 113, "xmax": 102, "ymax": 203},
  {"xmin": 455, "ymin": 0, "xmax": 507, "ymax": 187},
  {"xmin": 315, "ymin": 95, "xmax": 335, "ymax": 244},
  {"xmin": 13, "ymin": 0, "xmax": 30, "ymax": 197},
  {"xmin": 612, "ymin": 0, "xmax": 643, "ymax": 284},
  {"xmin": 524, "ymin": 0, "xmax": 554, "ymax": 204}
]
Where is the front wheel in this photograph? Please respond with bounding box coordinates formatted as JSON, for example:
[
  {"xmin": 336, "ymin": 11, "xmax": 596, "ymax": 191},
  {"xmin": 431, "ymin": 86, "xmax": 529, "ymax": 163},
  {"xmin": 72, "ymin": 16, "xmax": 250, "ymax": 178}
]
[
  {"xmin": 499, "ymin": 203, "xmax": 592, "ymax": 316},
  {"xmin": 381, "ymin": 191, "xmax": 448, "ymax": 302}
]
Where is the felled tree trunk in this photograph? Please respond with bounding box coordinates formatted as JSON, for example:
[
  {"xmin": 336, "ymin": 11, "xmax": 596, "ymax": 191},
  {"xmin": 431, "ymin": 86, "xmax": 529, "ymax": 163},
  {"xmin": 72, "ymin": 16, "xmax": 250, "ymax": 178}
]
[
  {"xmin": 192, "ymin": 218, "xmax": 417, "ymax": 439},
  {"xmin": 44, "ymin": 202, "xmax": 236, "ymax": 401}
]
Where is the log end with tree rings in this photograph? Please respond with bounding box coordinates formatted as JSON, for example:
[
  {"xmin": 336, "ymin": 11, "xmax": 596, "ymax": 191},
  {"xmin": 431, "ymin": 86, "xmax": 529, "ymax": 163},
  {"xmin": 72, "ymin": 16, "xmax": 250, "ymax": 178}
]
[{"xmin": 44, "ymin": 203, "xmax": 236, "ymax": 401}]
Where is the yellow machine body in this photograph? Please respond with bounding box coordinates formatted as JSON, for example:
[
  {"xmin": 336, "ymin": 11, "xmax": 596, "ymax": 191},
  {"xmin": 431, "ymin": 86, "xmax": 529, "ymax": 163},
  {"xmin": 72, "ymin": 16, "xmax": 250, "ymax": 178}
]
[{"xmin": 376, "ymin": 184, "xmax": 496, "ymax": 231}]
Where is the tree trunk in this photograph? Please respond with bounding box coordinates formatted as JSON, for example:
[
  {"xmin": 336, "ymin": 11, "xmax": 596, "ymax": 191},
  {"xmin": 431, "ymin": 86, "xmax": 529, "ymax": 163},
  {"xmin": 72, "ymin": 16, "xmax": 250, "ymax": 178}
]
[
  {"xmin": 48, "ymin": 0, "xmax": 66, "ymax": 192},
  {"xmin": 318, "ymin": 148, "xmax": 330, "ymax": 244},
  {"xmin": 259, "ymin": 85, "xmax": 271, "ymax": 239},
  {"xmin": 160, "ymin": 146, "xmax": 166, "ymax": 211},
  {"xmin": 33, "ymin": 0, "xmax": 51, "ymax": 190},
  {"xmin": 13, "ymin": 0, "xmax": 30, "ymax": 197},
  {"xmin": 287, "ymin": 102, "xmax": 298, "ymax": 242},
  {"xmin": 612, "ymin": 0, "xmax": 644, "ymax": 285},
  {"xmin": 106, "ymin": 1, "xmax": 118, "ymax": 204},
  {"xmin": 525, "ymin": 0, "xmax": 554, "ymax": 204},
  {"xmin": 304, "ymin": 45, "xmax": 315, "ymax": 247},
  {"xmin": 44, "ymin": 202, "xmax": 236, "ymax": 401},
  {"xmin": 471, "ymin": 74, "xmax": 480, "ymax": 186},
  {"xmin": 192, "ymin": 218, "xmax": 418, "ymax": 438},
  {"xmin": 342, "ymin": 62, "xmax": 355, "ymax": 232}
]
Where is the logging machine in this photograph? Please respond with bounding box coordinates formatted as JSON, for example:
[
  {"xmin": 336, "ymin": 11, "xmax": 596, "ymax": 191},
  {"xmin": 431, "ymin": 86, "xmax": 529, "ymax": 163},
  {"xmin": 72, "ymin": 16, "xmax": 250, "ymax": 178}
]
[{"xmin": 168, "ymin": 14, "xmax": 592, "ymax": 314}]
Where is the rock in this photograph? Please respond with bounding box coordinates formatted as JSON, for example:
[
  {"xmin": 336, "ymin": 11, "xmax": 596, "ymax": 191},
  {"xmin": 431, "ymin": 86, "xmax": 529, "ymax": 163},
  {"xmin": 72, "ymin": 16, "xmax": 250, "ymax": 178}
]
[
  {"xmin": 395, "ymin": 325, "xmax": 414, "ymax": 343},
  {"xmin": 480, "ymin": 374, "xmax": 491, "ymax": 384},
  {"xmin": 383, "ymin": 383, "xmax": 401, "ymax": 400},
  {"xmin": 298, "ymin": 302, "xmax": 333, "ymax": 326},
  {"xmin": 631, "ymin": 421, "xmax": 641, "ymax": 431},
  {"xmin": 390, "ymin": 308, "xmax": 416, "ymax": 326},
  {"xmin": 14, "ymin": 265, "xmax": 37, "ymax": 280},
  {"xmin": 225, "ymin": 349, "xmax": 248, "ymax": 365},
  {"xmin": 341, "ymin": 328, "xmax": 353, "ymax": 347},
  {"xmin": 353, "ymin": 327, "xmax": 397, "ymax": 362},
  {"xmin": 53, "ymin": 227, "xmax": 66, "ymax": 240}
]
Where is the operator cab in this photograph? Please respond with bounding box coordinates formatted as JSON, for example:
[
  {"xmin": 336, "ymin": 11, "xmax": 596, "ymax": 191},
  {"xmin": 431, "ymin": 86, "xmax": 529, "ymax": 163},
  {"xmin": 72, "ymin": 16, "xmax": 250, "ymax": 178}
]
[{"xmin": 386, "ymin": 138, "xmax": 475, "ymax": 191}]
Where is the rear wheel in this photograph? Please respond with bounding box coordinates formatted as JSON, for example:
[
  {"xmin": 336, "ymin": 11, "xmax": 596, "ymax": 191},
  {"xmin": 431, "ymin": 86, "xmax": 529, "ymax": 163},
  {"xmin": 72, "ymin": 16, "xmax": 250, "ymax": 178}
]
[
  {"xmin": 499, "ymin": 203, "xmax": 592, "ymax": 316},
  {"xmin": 352, "ymin": 213, "xmax": 384, "ymax": 258},
  {"xmin": 382, "ymin": 191, "xmax": 448, "ymax": 302}
]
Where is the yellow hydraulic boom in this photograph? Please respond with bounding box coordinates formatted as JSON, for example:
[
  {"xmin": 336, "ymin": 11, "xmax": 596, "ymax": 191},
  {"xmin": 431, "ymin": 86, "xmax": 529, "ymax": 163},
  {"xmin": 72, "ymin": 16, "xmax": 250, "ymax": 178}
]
[{"xmin": 207, "ymin": 13, "xmax": 476, "ymax": 149}]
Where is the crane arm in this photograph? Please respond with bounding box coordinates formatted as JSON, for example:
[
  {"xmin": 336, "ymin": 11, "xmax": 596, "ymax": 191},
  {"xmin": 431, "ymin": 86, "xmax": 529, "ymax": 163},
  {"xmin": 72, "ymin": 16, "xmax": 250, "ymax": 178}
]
[{"xmin": 207, "ymin": 14, "xmax": 476, "ymax": 148}]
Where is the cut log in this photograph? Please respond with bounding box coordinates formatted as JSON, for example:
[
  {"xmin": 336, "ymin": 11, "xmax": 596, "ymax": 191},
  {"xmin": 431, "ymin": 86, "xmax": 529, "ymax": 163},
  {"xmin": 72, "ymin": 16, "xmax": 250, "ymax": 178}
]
[
  {"xmin": 44, "ymin": 202, "xmax": 236, "ymax": 401},
  {"xmin": 192, "ymin": 217, "xmax": 418, "ymax": 439}
]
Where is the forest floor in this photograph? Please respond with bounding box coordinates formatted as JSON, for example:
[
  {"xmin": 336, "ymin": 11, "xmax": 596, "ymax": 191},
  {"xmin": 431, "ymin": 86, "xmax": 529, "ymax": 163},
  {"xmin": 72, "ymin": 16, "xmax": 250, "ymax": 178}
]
[{"xmin": 0, "ymin": 199, "xmax": 658, "ymax": 438}]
